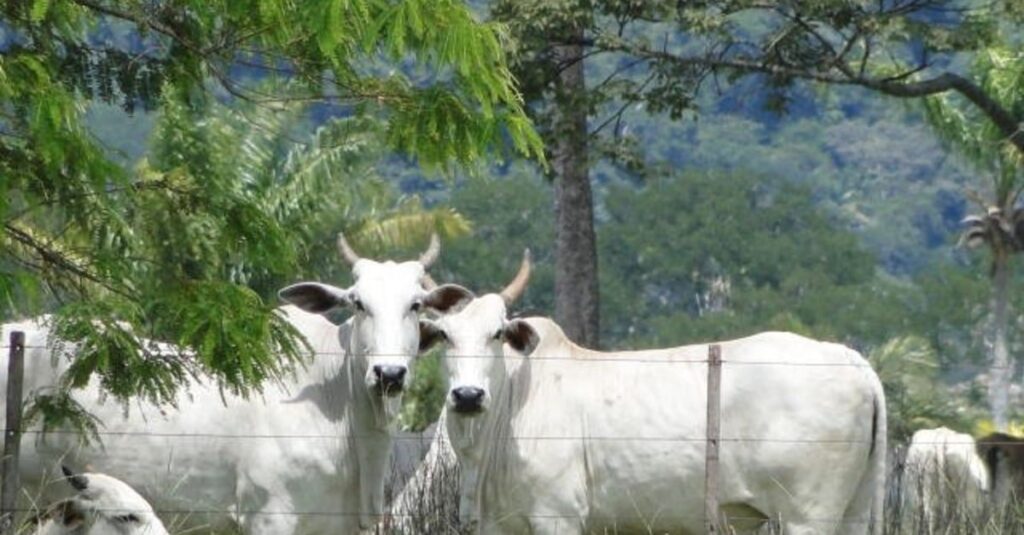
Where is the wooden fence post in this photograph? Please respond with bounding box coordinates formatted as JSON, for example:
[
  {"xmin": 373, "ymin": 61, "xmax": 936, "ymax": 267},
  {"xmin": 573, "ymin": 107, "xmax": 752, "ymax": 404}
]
[
  {"xmin": 705, "ymin": 343, "xmax": 722, "ymax": 534},
  {"xmin": 1, "ymin": 331, "xmax": 25, "ymax": 534}
]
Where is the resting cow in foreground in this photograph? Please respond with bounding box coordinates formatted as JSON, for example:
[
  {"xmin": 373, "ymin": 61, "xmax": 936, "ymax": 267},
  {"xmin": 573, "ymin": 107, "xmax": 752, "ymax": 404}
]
[
  {"xmin": 4, "ymin": 234, "xmax": 450, "ymax": 534},
  {"xmin": 900, "ymin": 427, "xmax": 989, "ymax": 533},
  {"xmin": 31, "ymin": 466, "xmax": 169, "ymax": 535},
  {"xmin": 416, "ymin": 250, "xmax": 887, "ymax": 535}
]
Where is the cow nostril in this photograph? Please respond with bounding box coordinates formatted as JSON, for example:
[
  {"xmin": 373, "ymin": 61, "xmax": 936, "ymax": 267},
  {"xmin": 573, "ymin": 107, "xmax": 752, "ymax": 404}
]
[
  {"xmin": 451, "ymin": 387, "xmax": 485, "ymax": 405},
  {"xmin": 373, "ymin": 365, "xmax": 407, "ymax": 384}
]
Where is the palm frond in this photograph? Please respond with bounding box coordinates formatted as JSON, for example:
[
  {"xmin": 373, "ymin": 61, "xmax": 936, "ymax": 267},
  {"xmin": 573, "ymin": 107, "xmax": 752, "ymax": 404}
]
[{"xmin": 352, "ymin": 204, "xmax": 471, "ymax": 254}]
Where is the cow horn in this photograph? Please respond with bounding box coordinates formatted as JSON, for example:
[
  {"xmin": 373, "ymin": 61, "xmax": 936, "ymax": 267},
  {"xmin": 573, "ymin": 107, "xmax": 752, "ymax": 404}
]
[
  {"xmin": 418, "ymin": 233, "xmax": 441, "ymax": 269},
  {"xmin": 337, "ymin": 232, "xmax": 362, "ymax": 266},
  {"xmin": 62, "ymin": 465, "xmax": 88, "ymax": 491},
  {"xmin": 500, "ymin": 249, "xmax": 531, "ymax": 305}
]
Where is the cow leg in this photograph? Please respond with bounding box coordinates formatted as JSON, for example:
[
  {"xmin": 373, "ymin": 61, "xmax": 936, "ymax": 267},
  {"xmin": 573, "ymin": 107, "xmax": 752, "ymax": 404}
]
[
  {"xmin": 781, "ymin": 515, "xmax": 859, "ymax": 535},
  {"xmin": 238, "ymin": 496, "xmax": 298, "ymax": 535},
  {"xmin": 235, "ymin": 468, "xmax": 303, "ymax": 535},
  {"xmin": 356, "ymin": 430, "xmax": 392, "ymax": 529},
  {"xmin": 525, "ymin": 513, "xmax": 583, "ymax": 535}
]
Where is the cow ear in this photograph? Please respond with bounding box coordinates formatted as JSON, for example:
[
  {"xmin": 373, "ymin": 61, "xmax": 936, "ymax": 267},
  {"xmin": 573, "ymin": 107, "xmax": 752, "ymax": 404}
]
[
  {"xmin": 504, "ymin": 320, "xmax": 539, "ymax": 355},
  {"xmin": 422, "ymin": 285, "xmax": 475, "ymax": 314},
  {"xmin": 62, "ymin": 465, "xmax": 88, "ymax": 491},
  {"xmin": 418, "ymin": 320, "xmax": 447, "ymax": 353},
  {"xmin": 278, "ymin": 283, "xmax": 351, "ymax": 314}
]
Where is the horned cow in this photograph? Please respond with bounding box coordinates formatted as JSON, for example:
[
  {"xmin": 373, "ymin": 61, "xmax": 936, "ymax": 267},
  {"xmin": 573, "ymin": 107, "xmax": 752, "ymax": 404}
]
[
  {"xmin": 5, "ymin": 234, "xmax": 455, "ymax": 534},
  {"xmin": 417, "ymin": 250, "xmax": 888, "ymax": 535}
]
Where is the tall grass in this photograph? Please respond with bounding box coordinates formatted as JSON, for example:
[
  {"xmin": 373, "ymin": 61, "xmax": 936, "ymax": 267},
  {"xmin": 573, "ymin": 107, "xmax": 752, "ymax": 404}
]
[
  {"xmin": 884, "ymin": 445, "xmax": 1024, "ymax": 535},
  {"xmin": 377, "ymin": 447, "xmax": 1024, "ymax": 534}
]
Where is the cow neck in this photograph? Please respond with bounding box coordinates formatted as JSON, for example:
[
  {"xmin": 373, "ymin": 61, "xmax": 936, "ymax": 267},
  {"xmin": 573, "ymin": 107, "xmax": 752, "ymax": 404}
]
[
  {"xmin": 456, "ymin": 352, "xmax": 533, "ymax": 516},
  {"xmin": 285, "ymin": 319, "xmax": 354, "ymax": 424}
]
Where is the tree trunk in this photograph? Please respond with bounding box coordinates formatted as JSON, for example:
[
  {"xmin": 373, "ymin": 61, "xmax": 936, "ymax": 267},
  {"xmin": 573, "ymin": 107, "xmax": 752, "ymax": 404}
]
[
  {"xmin": 551, "ymin": 27, "xmax": 599, "ymax": 349},
  {"xmin": 988, "ymin": 251, "xmax": 1013, "ymax": 430}
]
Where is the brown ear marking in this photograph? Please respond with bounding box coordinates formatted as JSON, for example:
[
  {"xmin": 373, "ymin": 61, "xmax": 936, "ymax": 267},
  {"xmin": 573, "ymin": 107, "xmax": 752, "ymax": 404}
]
[
  {"xmin": 62, "ymin": 465, "xmax": 88, "ymax": 491},
  {"xmin": 278, "ymin": 283, "xmax": 348, "ymax": 313},
  {"xmin": 422, "ymin": 285, "xmax": 475, "ymax": 314},
  {"xmin": 418, "ymin": 321, "xmax": 447, "ymax": 353},
  {"xmin": 504, "ymin": 320, "xmax": 539, "ymax": 355}
]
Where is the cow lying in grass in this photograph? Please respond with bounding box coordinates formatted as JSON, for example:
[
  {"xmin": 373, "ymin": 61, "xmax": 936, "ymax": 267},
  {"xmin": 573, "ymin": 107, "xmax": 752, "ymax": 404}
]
[{"xmin": 31, "ymin": 466, "xmax": 169, "ymax": 535}]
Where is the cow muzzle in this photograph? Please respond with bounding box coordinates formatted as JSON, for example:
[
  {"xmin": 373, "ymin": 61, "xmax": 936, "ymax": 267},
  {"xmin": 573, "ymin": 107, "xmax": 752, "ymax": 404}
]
[
  {"xmin": 371, "ymin": 364, "xmax": 407, "ymax": 396},
  {"xmin": 450, "ymin": 386, "xmax": 486, "ymax": 415}
]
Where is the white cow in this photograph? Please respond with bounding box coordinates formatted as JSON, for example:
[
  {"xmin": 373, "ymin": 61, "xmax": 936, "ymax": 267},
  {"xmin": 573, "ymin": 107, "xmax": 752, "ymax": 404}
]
[
  {"xmin": 31, "ymin": 466, "xmax": 169, "ymax": 535},
  {"xmin": 416, "ymin": 251, "xmax": 888, "ymax": 535},
  {"xmin": 900, "ymin": 427, "xmax": 989, "ymax": 532},
  {"xmin": 4, "ymin": 234, "xmax": 467, "ymax": 534}
]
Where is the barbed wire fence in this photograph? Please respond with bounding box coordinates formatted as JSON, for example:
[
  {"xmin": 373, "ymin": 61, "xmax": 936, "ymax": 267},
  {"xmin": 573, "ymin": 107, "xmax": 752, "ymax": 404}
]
[{"xmin": 0, "ymin": 333, "xmax": 1022, "ymax": 534}]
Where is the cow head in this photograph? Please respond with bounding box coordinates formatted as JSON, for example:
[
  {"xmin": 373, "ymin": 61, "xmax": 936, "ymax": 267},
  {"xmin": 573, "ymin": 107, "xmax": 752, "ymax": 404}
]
[
  {"xmin": 279, "ymin": 233, "xmax": 441, "ymax": 396},
  {"xmin": 419, "ymin": 250, "xmax": 539, "ymax": 416},
  {"xmin": 32, "ymin": 466, "xmax": 168, "ymax": 535}
]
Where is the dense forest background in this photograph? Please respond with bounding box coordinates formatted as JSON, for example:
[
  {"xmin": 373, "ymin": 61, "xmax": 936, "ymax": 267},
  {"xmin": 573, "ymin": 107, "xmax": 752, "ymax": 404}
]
[
  {"xmin": 4, "ymin": 1, "xmax": 1023, "ymax": 438},
  {"xmin": 85, "ymin": 50, "xmax": 1018, "ymax": 437}
]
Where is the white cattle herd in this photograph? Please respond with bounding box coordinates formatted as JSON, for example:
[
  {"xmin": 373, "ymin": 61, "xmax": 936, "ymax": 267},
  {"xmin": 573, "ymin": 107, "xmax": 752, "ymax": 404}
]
[{"xmin": 0, "ymin": 236, "xmax": 1014, "ymax": 534}]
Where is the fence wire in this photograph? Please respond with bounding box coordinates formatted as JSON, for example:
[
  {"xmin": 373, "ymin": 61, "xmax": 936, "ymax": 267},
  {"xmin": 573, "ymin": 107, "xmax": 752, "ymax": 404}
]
[{"xmin": 2, "ymin": 335, "xmax": 1022, "ymax": 534}]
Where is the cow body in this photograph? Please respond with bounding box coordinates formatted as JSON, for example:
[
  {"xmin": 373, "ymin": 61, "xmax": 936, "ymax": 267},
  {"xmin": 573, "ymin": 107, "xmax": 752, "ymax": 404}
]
[
  {"xmin": 424, "ymin": 302, "xmax": 887, "ymax": 535},
  {"xmin": 6, "ymin": 309, "xmax": 371, "ymax": 533},
  {"xmin": 490, "ymin": 320, "xmax": 883, "ymax": 534},
  {"xmin": 900, "ymin": 427, "xmax": 989, "ymax": 532}
]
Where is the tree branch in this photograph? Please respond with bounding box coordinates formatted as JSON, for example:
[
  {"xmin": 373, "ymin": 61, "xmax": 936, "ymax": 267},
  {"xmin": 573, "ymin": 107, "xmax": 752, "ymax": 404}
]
[
  {"xmin": 3, "ymin": 223, "xmax": 133, "ymax": 298},
  {"xmin": 602, "ymin": 42, "xmax": 1024, "ymax": 154}
]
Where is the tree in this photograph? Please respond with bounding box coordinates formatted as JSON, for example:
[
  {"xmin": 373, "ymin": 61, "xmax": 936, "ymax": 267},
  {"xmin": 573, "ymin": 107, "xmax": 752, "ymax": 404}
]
[
  {"xmin": 0, "ymin": 0, "xmax": 540, "ymax": 404},
  {"xmin": 923, "ymin": 45, "xmax": 1024, "ymax": 429},
  {"xmin": 491, "ymin": 0, "xmax": 1024, "ymax": 349},
  {"xmin": 487, "ymin": 1, "xmax": 598, "ymax": 346}
]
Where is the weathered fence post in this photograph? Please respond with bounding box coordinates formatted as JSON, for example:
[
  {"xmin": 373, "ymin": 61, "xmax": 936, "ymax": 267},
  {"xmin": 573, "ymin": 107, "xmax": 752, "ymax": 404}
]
[
  {"xmin": 1, "ymin": 331, "xmax": 25, "ymax": 534},
  {"xmin": 704, "ymin": 344, "xmax": 722, "ymax": 534}
]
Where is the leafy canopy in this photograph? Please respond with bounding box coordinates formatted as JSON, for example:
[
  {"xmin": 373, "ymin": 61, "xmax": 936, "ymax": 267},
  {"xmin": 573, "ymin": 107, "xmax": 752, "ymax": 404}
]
[{"xmin": 1, "ymin": 0, "xmax": 527, "ymax": 407}]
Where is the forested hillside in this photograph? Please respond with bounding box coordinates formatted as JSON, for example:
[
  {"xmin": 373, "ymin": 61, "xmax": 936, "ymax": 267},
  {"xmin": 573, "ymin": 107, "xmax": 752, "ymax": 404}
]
[{"xmin": 6, "ymin": 1, "xmax": 1023, "ymax": 433}]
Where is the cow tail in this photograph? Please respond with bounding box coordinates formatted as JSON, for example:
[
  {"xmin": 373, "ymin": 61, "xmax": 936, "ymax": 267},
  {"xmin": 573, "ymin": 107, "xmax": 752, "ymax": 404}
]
[
  {"xmin": 843, "ymin": 349, "xmax": 887, "ymax": 535},
  {"xmin": 862, "ymin": 358, "xmax": 887, "ymax": 535}
]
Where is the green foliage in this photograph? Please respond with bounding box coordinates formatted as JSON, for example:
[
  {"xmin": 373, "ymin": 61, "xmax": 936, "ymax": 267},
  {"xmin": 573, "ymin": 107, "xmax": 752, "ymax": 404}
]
[
  {"xmin": 924, "ymin": 46, "xmax": 1024, "ymax": 207},
  {"xmin": 598, "ymin": 171, "xmax": 903, "ymax": 348},
  {"xmin": 24, "ymin": 389, "xmax": 103, "ymax": 445},
  {"xmin": 1, "ymin": 0, "xmax": 545, "ymax": 406},
  {"xmin": 399, "ymin": 350, "xmax": 445, "ymax": 431},
  {"xmin": 868, "ymin": 335, "xmax": 967, "ymax": 443},
  {"xmin": 435, "ymin": 169, "xmax": 555, "ymax": 313}
]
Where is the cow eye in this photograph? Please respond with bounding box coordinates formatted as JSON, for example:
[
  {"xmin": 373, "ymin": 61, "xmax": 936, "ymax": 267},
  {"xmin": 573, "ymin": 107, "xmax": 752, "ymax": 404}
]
[
  {"xmin": 410, "ymin": 301, "xmax": 422, "ymax": 312},
  {"xmin": 113, "ymin": 514, "xmax": 139, "ymax": 523},
  {"xmin": 352, "ymin": 298, "xmax": 365, "ymax": 312},
  {"xmin": 493, "ymin": 329, "xmax": 503, "ymax": 341}
]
